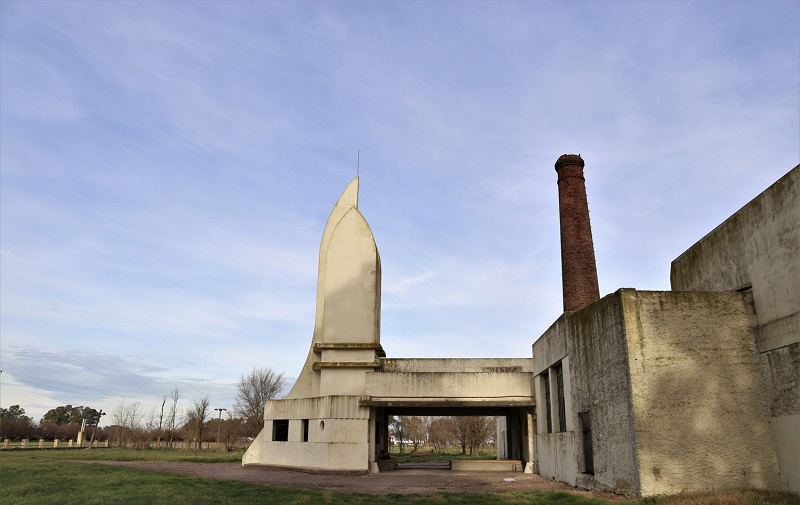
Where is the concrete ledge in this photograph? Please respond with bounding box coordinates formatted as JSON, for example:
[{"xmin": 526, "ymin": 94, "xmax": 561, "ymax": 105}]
[
  {"xmin": 450, "ymin": 460, "xmax": 524, "ymax": 472},
  {"xmin": 312, "ymin": 361, "xmax": 381, "ymax": 369},
  {"xmin": 360, "ymin": 398, "xmax": 534, "ymax": 408},
  {"xmin": 377, "ymin": 459, "xmax": 397, "ymax": 471},
  {"xmin": 242, "ymin": 462, "xmax": 368, "ymax": 475},
  {"xmin": 314, "ymin": 342, "xmax": 386, "ymax": 357}
]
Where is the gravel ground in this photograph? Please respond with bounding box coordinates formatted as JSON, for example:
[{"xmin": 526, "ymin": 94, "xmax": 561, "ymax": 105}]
[{"xmin": 82, "ymin": 461, "xmax": 612, "ymax": 497}]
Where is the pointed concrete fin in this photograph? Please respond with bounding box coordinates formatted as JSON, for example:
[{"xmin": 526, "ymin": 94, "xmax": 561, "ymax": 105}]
[
  {"xmin": 286, "ymin": 177, "xmax": 374, "ymax": 399},
  {"xmin": 322, "ymin": 206, "xmax": 381, "ymax": 345},
  {"xmin": 314, "ymin": 177, "xmax": 359, "ymax": 341}
]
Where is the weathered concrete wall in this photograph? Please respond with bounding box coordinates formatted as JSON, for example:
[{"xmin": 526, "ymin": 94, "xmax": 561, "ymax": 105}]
[
  {"xmin": 563, "ymin": 293, "xmax": 641, "ymax": 495},
  {"xmin": 382, "ymin": 358, "xmax": 533, "ymax": 373},
  {"xmin": 287, "ymin": 178, "xmax": 361, "ymax": 399},
  {"xmin": 286, "ymin": 176, "xmax": 382, "ymax": 401},
  {"xmin": 537, "ymin": 432, "xmax": 577, "ymax": 485},
  {"xmin": 624, "ymin": 290, "xmax": 780, "ymax": 495},
  {"xmin": 321, "ymin": 206, "xmax": 381, "ymax": 346},
  {"xmin": 532, "ymin": 289, "xmax": 782, "ymax": 496},
  {"xmin": 319, "ymin": 368, "xmax": 371, "ymax": 396},
  {"xmin": 365, "ymin": 371, "xmax": 534, "ymax": 400},
  {"xmin": 759, "ymin": 344, "xmax": 800, "ymax": 491},
  {"xmin": 670, "ymin": 165, "xmax": 798, "ymax": 353},
  {"xmin": 670, "ymin": 165, "xmax": 799, "ymax": 492},
  {"xmin": 243, "ymin": 395, "xmax": 371, "ymax": 472},
  {"xmin": 532, "ymin": 294, "xmax": 640, "ymax": 495}
]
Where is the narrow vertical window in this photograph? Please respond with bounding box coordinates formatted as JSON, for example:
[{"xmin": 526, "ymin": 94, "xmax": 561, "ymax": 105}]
[
  {"xmin": 302, "ymin": 419, "xmax": 309, "ymax": 442},
  {"xmin": 544, "ymin": 373, "xmax": 552, "ymax": 434},
  {"xmin": 556, "ymin": 364, "xmax": 566, "ymax": 432},
  {"xmin": 579, "ymin": 412, "xmax": 594, "ymax": 474}
]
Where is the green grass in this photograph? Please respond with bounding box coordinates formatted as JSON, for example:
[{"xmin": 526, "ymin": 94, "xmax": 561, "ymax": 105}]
[
  {"xmin": 0, "ymin": 446, "xmax": 244, "ymax": 463},
  {"xmin": 1, "ymin": 458, "xmax": 609, "ymax": 505},
  {"xmin": 1, "ymin": 451, "xmax": 797, "ymax": 505}
]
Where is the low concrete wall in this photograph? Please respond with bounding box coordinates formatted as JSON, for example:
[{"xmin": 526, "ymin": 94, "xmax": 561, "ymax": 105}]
[
  {"xmin": 536, "ymin": 432, "xmax": 577, "ymax": 485},
  {"xmin": 451, "ymin": 459, "xmax": 523, "ymax": 472}
]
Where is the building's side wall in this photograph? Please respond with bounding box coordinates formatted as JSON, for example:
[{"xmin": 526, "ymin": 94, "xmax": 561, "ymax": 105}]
[
  {"xmin": 624, "ymin": 290, "xmax": 780, "ymax": 496},
  {"xmin": 670, "ymin": 166, "xmax": 798, "ymax": 352},
  {"xmin": 670, "ymin": 165, "xmax": 799, "ymax": 492},
  {"xmin": 565, "ymin": 293, "xmax": 641, "ymax": 495},
  {"xmin": 532, "ymin": 316, "xmax": 575, "ymax": 485},
  {"xmin": 532, "ymin": 294, "xmax": 641, "ymax": 495}
]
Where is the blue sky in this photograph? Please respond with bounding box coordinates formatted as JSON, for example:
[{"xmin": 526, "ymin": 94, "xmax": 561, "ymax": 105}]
[{"xmin": 1, "ymin": 1, "xmax": 798, "ymax": 424}]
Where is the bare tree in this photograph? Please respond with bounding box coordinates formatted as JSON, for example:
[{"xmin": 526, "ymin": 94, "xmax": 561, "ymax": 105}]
[
  {"xmin": 218, "ymin": 416, "xmax": 248, "ymax": 452},
  {"xmin": 453, "ymin": 416, "xmax": 495, "ymax": 455},
  {"xmin": 389, "ymin": 416, "xmax": 407, "ymax": 454},
  {"xmin": 111, "ymin": 400, "xmax": 142, "ymax": 447},
  {"xmin": 428, "ymin": 416, "xmax": 454, "ymax": 454},
  {"xmin": 234, "ymin": 367, "xmax": 286, "ymax": 432},
  {"xmin": 403, "ymin": 416, "xmax": 429, "ymax": 452},
  {"xmin": 146, "ymin": 396, "xmax": 168, "ymax": 448},
  {"xmin": 192, "ymin": 395, "xmax": 211, "ymax": 451},
  {"xmin": 166, "ymin": 387, "xmax": 182, "ymax": 448}
]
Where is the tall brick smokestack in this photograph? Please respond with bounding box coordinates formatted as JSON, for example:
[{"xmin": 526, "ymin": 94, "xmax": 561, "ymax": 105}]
[{"xmin": 555, "ymin": 154, "xmax": 600, "ymax": 312}]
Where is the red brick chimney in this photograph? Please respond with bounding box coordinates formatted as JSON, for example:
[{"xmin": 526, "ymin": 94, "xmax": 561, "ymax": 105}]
[{"xmin": 555, "ymin": 154, "xmax": 600, "ymax": 312}]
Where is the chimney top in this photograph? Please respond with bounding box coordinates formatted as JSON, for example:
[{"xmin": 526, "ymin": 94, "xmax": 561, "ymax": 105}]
[{"xmin": 555, "ymin": 154, "xmax": 584, "ymax": 171}]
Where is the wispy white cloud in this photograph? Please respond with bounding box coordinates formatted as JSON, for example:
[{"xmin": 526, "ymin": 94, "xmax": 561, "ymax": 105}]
[{"xmin": 1, "ymin": 0, "xmax": 797, "ymax": 422}]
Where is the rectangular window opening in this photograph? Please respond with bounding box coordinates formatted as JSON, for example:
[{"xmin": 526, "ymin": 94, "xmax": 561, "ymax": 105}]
[
  {"xmin": 272, "ymin": 420, "xmax": 289, "ymax": 442},
  {"xmin": 544, "ymin": 373, "xmax": 552, "ymax": 434},
  {"xmin": 302, "ymin": 419, "xmax": 309, "ymax": 442},
  {"xmin": 556, "ymin": 364, "xmax": 566, "ymax": 433}
]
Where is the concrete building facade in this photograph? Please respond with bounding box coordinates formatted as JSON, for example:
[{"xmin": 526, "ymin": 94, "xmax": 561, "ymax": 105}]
[
  {"xmin": 244, "ymin": 160, "xmax": 798, "ymax": 496},
  {"xmin": 243, "ymin": 178, "xmax": 536, "ymax": 473},
  {"xmin": 532, "ymin": 162, "xmax": 798, "ymax": 495}
]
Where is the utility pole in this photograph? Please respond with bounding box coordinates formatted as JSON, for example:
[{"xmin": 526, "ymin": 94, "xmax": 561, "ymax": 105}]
[
  {"xmin": 0, "ymin": 370, "xmax": 4, "ymax": 439},
  {"xmin": 214, "ymin": 408, "xmax": 227, "ymax": 449}
]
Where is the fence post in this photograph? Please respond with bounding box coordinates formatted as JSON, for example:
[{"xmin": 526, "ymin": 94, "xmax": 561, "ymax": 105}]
[
  {"xmin": 69, "ymin": 439, "xmax": 74, "ymax": 448},
  {"xmin": 39, "ymin": 438, "xmax": 44, "ymax": 449},
  {"xmin": 21, "ymin": 439, "xmax": 28, "ymax": 448},
  {"xmin": 54, "ymin": 439, "xmax": 60, "ymax": 448},
  {"xmin": 2, "ymin": 439, "xmax": 9, "ymax": 449},
  {"xmin": 104, "ymin": 440, "xmax": 109, "ymax": 447}
]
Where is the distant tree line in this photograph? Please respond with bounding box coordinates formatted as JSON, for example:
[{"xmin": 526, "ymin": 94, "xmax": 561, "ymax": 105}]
[
  {"xmin": 3, "ymin": 374, "xmax": 496, "ymax": 456},
  {"xmin": 0, "ymin": 367, "xmax": 287, "ymax": 451},
  {"xmin": 389, "ymin": 415, "xmax": 496, "ymax": 455}
]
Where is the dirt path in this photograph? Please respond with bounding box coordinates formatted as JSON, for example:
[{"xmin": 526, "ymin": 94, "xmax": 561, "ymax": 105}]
[{"xmin": 82, "ymin": 460, "xmax": 608, "ymax": 496}]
